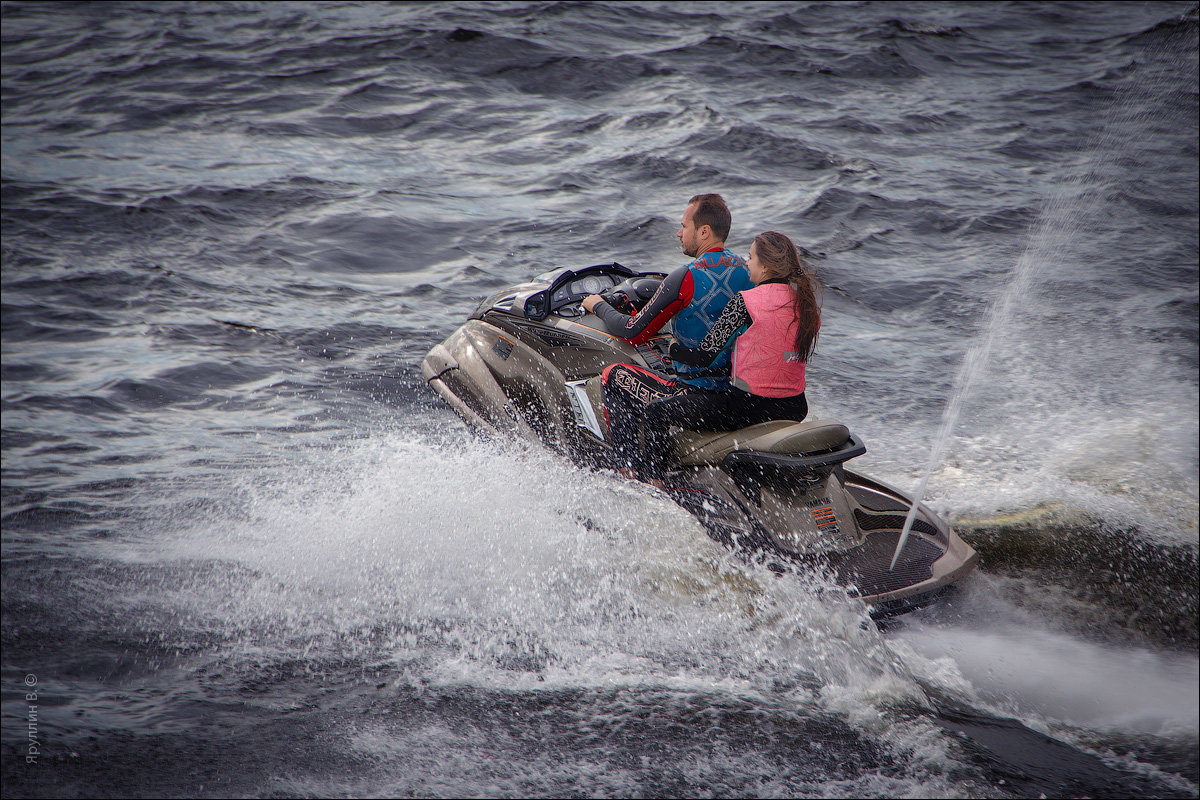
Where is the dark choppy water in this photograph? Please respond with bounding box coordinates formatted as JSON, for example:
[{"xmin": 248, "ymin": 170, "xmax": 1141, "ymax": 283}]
[{"xmin": 3, "ymin": 2, "xmax": 1197, "ymax": 797}]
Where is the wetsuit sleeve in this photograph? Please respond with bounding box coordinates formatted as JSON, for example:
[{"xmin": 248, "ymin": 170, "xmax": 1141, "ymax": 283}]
[
  {"xmin": 668, "ymin": 293, "xmax": 751, "ymax": 367},
  {"xmin": 592, "ymin": 266, "xmax": 693, "ymax": 345}
]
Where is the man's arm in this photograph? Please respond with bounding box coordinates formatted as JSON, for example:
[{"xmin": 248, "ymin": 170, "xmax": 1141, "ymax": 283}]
[
  {"xmin": 668, "ymin": 293, "xmax": 750, "ymax": 367},
  {"xmin": 587, "ymin": 267, "xmax": 693, "ymax": 345}
]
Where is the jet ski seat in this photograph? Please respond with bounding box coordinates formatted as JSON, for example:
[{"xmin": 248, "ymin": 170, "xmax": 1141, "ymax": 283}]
[
  {"xmin": 671, "ymin": 419, "xmax": 855, "ymax": 467},
  {"xmin": 581, "ymin": 375, "xmax": 861, "ymax": 469}
]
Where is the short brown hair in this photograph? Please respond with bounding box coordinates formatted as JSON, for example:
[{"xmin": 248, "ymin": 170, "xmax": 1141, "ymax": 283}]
[{"xmin": 688, "ymin": 193, "xmax": 732, "ymax": 241}]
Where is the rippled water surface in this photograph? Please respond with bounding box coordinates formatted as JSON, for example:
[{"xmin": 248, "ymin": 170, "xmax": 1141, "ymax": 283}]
[{"xmin": 3, "ymin": 2, "xmax": 1198, "ymax": 797}]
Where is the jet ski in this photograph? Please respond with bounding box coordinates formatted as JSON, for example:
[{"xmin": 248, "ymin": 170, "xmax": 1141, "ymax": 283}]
[{"xmin": 421, "ymin": 262, "xmax": 978, "ymax": 617}]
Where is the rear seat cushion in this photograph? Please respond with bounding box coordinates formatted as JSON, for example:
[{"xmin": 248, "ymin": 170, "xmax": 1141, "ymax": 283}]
[{"xmin": 672, "ymin": 420, "xmax": 851, "ymax": 466}]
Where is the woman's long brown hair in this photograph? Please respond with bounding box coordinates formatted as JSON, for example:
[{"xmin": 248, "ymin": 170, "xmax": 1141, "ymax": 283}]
[{"xmin": 753, "ymin": 231, "xmax": 820, "ymax": 361}]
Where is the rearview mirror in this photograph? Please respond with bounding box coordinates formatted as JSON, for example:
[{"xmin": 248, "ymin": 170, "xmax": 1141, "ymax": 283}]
[{"xmin": 523, "ymin": 290, "xmax": 549, "ymax": 321}]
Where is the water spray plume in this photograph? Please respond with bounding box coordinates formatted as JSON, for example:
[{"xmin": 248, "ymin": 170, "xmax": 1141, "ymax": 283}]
[
  {"xmin": 887, "ymin": 32, "xmax": 1189, "ymax": 572},
  {"xmin": 888, "ymin": 326, "xmax": 1005, "ymax": 571}
]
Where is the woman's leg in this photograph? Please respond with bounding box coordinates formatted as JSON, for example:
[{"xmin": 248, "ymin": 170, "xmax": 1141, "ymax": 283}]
[
  {"xmin": 641, "ymin": 390, "xmax": 733, "ymax": 478},
  {"xmin": 641, "ymin": 390, "xmax": 808, "ymax": 477},
  {"xmin": 740, "ymin": 392, "xmax": 808, "ymax": 426}
]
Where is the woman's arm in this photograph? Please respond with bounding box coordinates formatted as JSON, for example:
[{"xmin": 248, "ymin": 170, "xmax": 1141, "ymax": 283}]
[{"xmin": 668, "ymin": 293, "xmax": 751, "ymax": 367}]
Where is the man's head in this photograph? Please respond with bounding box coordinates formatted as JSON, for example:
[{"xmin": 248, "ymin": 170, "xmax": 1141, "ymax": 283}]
[{"xmin": 677, "ymin": 193, "xmax": 732, "ymax": 257}]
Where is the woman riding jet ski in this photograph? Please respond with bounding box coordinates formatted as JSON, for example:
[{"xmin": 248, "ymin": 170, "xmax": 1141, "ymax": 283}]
[{"xmin": 421, "ymin": 258, "xmax": 978, "ymax": 618}]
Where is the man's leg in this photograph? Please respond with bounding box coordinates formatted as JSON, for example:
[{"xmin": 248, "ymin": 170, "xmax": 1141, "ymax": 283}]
[{"xmin": 600, "ymin": 363, "xmax": 681, "ymax": 475}]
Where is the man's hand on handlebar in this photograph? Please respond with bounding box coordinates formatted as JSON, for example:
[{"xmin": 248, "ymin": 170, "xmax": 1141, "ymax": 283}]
[{"xmin": 581, "ymin": 294, "xmax": 604, "ymax": 314}]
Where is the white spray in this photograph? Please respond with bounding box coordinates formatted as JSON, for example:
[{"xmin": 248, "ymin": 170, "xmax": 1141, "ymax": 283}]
[{"xmin": 889, "ymin": 30, "xmax": 1194, "ymax": 570}]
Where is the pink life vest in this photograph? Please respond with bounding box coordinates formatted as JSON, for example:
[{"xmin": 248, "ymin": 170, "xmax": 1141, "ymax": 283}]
[{"xmin": 732, "ymin": 282, "xmax": 810, "ymax": 397}]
